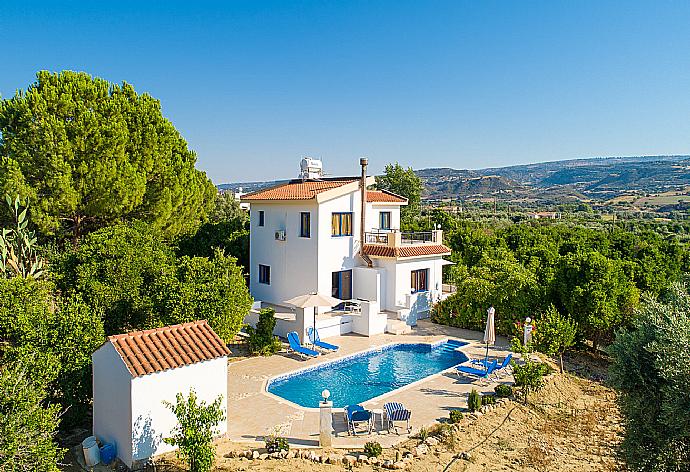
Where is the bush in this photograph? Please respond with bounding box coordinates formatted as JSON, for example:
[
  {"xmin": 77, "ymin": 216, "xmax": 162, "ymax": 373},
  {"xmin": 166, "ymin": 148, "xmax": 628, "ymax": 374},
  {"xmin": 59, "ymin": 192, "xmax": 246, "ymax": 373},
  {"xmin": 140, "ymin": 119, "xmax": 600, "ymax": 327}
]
[
  {"xmin": 608, "ymin": 283, "xmax": 690, "ymax": 470},
  {"xmin": 164, "ymin": 389, "xmax": 225, "ymax": 472},
  {"xmin": 265, "ymin": 435, "xmax": 289, "ymax": 453},
  {"xmin": 363, "ymin": 441, "xmax": 382, "ymax": 458},
  {"xmin": 494, "ymin": 384, "xmax": 513, "ymax": 398},
  {"xmin": 57, "ymin": 223, "xmax": 253, "ymax": 342},
  {"xmin": 467, "ymin": 389, "xmax": 481, "ymax": 412},
  {"xmin": 246, "ymin": 308, "xmax": 282, "ymax": 356},
  {"xmin": 513, "ymin": 360, "xmax": 545, "ymax": 403},
  {"xmin": 449, "ymin": 410, "xmax": 464, "ymax": 423},
  {"xmin": 0, "ymin": 360, "xmax": 63, "ymax": 472},
  {"xmin": 416, "ymin": 427, "xmax": 428, "ymax": 442},
  {"xmin": 481, "ymin": 394, "xmax": 496, "ymax": 406}
]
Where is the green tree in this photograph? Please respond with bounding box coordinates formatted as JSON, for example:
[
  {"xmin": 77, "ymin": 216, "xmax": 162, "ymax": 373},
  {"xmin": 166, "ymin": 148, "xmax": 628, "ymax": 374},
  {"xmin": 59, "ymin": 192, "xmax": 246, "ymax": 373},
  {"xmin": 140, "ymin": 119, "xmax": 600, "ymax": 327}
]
[
  {"xmin": 375, "ymin": 163, "xmax": 424, "ymax": 225},
  {"xmin": 208, "ymin": 192, "xmax": 247, "ymax": 225},
  {"xmin": 164, "ymin": 389, "xmax": 225, "ymax": 472},
  {"xmin": 554, "ymin": 251, "xmax": 639, "ymax": 348},
  {"xmin": 534, "ymin": 304, "xmax": 577, "ymax": 373},
  {"xmin": 608, "ymin": 283, "xmax": 690, "ymax": 470},
  {"xmin": 57, "ymin": 223, "xmax": 252, "ymax": 342},
  {"xmin": 164, "ymin": 251, "xmax": 253, "ymax": 343},
  {"xmin": 0, "ymin": 277, "xmax": 104, "ymax": 420},
  {"xmin": 0, "ymin": 71, "xmax": 216, "ymax": 244},
  {"xmin": 245, "ymin": 308, "xmax": 282, "ymax": 355},
  {"xmin": 0, "ymin": 360, "xmax": 63, "ymax": 472}
]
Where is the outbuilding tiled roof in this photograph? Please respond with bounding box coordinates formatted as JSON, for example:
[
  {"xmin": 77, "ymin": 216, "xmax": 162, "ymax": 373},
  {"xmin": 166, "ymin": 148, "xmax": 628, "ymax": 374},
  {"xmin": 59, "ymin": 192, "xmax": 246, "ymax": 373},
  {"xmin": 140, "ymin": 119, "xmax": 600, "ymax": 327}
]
[
  {"xmin": 108, "ymin": 320, "xmax": 230, "ymax": 377},
  {"xmin": 366, "ymin": 190, "xmax": 407, "ymax": 203},
  {"xmin": 363, "ymin": 244, "xmax": 452, "ymax": 258},
  {"xmin": 241, "ymin": 178, "xmax": 358, "ymax": 201}
]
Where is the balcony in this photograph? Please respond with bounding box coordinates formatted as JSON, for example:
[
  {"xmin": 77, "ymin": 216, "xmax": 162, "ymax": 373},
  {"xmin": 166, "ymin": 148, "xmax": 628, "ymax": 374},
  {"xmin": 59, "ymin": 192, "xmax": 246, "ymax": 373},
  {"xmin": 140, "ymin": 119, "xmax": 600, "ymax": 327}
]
[{"xmin": 364, "ymin": 229, "xmax": 443, "ymax": 248}]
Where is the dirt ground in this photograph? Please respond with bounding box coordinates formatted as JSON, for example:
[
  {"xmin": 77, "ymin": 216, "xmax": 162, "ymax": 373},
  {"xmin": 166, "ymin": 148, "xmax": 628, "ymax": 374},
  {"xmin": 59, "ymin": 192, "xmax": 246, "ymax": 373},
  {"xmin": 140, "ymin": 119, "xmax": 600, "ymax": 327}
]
[{"xmin": 149, "ymin": 352, "xmax": 624, "ymax": 472}]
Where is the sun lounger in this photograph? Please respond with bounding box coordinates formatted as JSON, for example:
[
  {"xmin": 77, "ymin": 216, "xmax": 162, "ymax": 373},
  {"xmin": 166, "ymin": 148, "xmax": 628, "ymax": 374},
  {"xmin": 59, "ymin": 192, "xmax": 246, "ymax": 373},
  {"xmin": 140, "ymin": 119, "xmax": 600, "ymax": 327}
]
[
  {"xmin": 287, "ymin": 331, "xmax": 319, "ymax": 358},
  {"xmin": 456, "ymin": 359, "xmax": 498, "ymax": 384},
  {"xmin": 383, "ymin": 402, "xmax": 412, "ymax": 434},
  {"xmin": 344, "ymin": 404, "xmax": 372, "ymax": 435},
  {"xmin": 471, "ymin": 353, "xmax": 513, "ymax": 378},
  {"xmin": 307, "ymin": 327, "xmax": 339, "ymax": 351}
]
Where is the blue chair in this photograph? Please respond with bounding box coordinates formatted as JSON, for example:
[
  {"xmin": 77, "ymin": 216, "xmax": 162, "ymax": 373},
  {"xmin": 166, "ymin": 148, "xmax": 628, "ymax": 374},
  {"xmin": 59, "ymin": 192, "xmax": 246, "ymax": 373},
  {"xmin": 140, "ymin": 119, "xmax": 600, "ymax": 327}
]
[
  {"xmin": 471, "ymin": 353, "xmax": 513, "ymax": 378},
  {"xmin": 287, "ymin": 331, "xmax": 319, "ymax": 358},
  {"xmin": 456, "ymin": 359, "xmax": 498, "ymax": 384},
  {"xmin": 344, "ymin": 404, "xmax": 372, "ymax": 435},
  {"xmin": 383, "ymin": 402, "xmax": 412, "ymax": 434},
  {"xmin": 308, "ymin": 327, "xmax": 339, "ymax": 351}
]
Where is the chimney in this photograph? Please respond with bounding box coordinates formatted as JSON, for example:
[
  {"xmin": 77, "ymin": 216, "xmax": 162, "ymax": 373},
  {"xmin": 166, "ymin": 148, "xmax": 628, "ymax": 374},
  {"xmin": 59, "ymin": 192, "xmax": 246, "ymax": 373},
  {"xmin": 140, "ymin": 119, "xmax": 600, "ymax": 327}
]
[{"xmin": 359, "ymin": 157, "xmax": 373, "ymax": 267}]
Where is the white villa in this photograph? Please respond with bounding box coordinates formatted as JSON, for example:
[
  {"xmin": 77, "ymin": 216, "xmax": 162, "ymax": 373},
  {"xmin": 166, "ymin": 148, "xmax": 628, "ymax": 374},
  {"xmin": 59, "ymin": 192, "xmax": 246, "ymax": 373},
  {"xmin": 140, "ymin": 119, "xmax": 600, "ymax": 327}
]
[{"xmin": 241, "ymin": 158, "xmax": 453, "ymax": 342}]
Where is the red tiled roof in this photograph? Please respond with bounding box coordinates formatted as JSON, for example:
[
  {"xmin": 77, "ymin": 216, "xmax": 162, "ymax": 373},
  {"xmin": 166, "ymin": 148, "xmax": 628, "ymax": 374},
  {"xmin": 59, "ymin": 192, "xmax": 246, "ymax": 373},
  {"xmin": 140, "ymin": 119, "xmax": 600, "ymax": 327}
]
[
  {"xmin": 363, "ymin": 244, "xmax": 452, "ymax": 258},
  {"xmin": 108, "ymin": 320, "xmax": 230, "ymax": 377},
  {"xmin": 241, "ymin": 179, "xmax": 358, "ymax": 201},
  {"xmin": 366, "ymin": 190, "xmax": 407, "ymax": 203}
]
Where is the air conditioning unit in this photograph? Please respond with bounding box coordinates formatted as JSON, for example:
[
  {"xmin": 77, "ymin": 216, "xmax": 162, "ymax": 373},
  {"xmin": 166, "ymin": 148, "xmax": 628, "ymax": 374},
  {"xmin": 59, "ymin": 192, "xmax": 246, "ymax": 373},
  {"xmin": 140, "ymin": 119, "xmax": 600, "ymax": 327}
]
[{"xmin": 274, "ymin": 230, "xmax": 286, "ymax": 241}]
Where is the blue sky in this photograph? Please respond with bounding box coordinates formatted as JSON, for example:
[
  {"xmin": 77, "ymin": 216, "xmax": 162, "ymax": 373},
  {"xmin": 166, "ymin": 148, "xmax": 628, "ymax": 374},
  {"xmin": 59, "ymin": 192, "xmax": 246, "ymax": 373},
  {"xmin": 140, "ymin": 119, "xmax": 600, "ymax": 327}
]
[{"xmin": 2, "ymin": 1, "xmax": 690, "ymax": 182}]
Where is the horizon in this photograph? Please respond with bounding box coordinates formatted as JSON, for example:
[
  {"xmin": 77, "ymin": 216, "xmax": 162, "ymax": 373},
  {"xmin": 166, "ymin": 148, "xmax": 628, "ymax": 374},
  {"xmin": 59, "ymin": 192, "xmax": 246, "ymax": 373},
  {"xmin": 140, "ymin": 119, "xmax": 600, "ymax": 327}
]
[{"xmin": 2, "ymin": 1, "xmax": 690, "ymax": 182}]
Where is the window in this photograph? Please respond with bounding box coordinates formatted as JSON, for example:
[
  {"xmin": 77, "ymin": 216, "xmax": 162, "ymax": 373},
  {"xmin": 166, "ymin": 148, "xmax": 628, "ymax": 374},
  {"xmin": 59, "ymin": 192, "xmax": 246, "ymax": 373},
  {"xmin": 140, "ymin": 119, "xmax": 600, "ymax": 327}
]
[
  {"xmin": 259, "ymin": 264, "xmax": 270, "ymax": 284},
  {"xmin": 258, "ymin": 210, "xmax": 265, "ymax": 227},
  {"xmin": 379, "ymin": 211, "xmax": 391, "ymax": 230},
  {"xmin": 332, "ymin": 270, "xmax": 353, "ymax": 300},
  {"xmin": 300, "ymin": 212, "xmax": 311, "ymax": 238},
  {"xmin": 331, "ymin": 212, "xmax": 353, "ymax": 236},
  {"xmin": 411, "ymin": 269, "xmax": 428, "ymax": 293}
]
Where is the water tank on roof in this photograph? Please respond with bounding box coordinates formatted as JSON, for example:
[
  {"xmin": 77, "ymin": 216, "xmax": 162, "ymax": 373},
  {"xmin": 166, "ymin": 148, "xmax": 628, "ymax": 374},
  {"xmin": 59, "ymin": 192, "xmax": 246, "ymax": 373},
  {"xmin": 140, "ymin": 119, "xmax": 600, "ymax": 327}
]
[{"xmin": 299, "ymin": 157, "xmax": 323, "ymax": 180}]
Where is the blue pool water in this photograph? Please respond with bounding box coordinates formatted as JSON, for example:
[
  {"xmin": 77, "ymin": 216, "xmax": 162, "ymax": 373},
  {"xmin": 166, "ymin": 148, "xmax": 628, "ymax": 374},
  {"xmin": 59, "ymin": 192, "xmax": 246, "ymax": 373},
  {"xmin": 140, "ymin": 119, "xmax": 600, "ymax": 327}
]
[{"xmin": 267, "ymin": 340, "xmax": 468, "ymax": 408}]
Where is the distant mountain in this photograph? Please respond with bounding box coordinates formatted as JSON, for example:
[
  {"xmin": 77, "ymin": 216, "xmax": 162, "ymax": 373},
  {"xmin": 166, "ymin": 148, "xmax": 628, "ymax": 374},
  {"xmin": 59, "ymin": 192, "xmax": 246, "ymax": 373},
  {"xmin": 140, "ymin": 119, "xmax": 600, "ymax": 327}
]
[
  {"xmin": 418, "ymin": 155, "xmax": 690, "ymax": 202},
  {"xmin": 218, "ymin": 155, "xmax": 690, "ymax": 207}
]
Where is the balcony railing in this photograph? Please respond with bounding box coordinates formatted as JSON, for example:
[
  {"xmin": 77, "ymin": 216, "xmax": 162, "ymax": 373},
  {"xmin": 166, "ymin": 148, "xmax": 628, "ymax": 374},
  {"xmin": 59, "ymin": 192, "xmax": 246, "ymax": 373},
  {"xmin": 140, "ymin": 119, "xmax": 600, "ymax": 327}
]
[{"xmin": 364, "ymin": 229, "xmax": 442, "ymax": 247}]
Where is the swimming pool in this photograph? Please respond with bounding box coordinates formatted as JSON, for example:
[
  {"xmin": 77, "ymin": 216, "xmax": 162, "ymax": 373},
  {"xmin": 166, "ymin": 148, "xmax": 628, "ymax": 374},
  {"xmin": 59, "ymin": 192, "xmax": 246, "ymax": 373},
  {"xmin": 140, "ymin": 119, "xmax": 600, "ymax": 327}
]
[{"xmin": 266, "ymin": 340, "xmax": 468, "ymax": 408}]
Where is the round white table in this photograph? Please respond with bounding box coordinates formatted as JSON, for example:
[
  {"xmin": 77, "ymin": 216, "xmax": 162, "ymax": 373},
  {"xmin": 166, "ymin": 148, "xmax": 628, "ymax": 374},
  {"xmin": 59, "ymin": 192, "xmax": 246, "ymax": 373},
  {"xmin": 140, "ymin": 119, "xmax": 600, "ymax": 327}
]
[{"xmin": 371, "ymin": 408, "xmax": 384, "ymax": 431}]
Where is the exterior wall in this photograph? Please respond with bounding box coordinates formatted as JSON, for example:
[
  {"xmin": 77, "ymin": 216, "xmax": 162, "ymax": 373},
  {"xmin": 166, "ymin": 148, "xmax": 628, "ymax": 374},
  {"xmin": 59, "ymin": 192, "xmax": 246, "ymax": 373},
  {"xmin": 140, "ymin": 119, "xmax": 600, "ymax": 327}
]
[
  {"xmin": 373, "ymin": 256, "xmax": 445, "ymax": 322},
  {"xmin": 248, "ymin": 201, "xmax": 319, "ymax": 305},
  {"xmin": 92, "ymin": 343, "xmax": 133, "ymax": 467},
  {"xmin": 129, "ymin": 358, "xmax": 228, "ymax": 466},
  {"xmin": 315, "ymin": 192, "xmax": 361, "ymax": 299},
  {"xmin": 366, "ymin": 203, "xmax": 402, "ymax": 231}
]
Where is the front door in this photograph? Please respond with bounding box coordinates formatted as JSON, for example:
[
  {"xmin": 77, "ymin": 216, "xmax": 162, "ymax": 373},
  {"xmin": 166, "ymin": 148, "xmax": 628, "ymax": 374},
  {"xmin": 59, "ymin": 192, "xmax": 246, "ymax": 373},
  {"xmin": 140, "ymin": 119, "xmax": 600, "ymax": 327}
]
[{"xmin": 332, "ymin": 270, "xmax": 353, "ymax": 300}]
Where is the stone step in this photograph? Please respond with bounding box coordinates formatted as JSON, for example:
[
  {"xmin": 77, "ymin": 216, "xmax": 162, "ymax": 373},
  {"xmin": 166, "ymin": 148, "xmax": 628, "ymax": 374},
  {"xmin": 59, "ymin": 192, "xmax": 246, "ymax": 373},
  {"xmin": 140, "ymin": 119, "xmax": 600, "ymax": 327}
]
[{"xmin": 386, "ymin": 319, "xmax": 412, "ymax": 335}]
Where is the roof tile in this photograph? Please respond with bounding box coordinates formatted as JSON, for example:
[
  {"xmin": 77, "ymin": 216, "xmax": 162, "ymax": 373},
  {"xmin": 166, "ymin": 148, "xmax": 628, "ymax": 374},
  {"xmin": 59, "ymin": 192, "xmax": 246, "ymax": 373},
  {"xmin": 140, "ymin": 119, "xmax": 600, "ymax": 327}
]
[
  {"xmin": 366, "ymin": 190, "xmax": 407, "ymax": 203},
  {"xmin": 108, "ymin": 320, "xmax": 230, "ymax": 378},
  {"xmin": 241, "ymin": 178, "xmax": 358, "ymax": 201},
  {"xmin": 363, "ymin": 244, "xmax": 452, "ymax": 258}
]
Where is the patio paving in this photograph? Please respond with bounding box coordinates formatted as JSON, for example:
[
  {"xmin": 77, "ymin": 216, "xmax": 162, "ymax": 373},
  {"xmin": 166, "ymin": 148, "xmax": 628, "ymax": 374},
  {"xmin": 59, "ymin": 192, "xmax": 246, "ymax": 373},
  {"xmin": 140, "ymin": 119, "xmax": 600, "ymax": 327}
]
[{"xmin": 225, "ymin": 320, "xmax": 512, "ymax": 448}]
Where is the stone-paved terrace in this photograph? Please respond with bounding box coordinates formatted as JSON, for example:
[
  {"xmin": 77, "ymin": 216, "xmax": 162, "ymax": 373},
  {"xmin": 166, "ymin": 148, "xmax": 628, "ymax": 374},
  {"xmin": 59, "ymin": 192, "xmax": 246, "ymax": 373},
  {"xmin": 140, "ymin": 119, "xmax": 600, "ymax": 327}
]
[{"xmin": 226, "ymin": 320, "xmax": 512, "ymax": 449}]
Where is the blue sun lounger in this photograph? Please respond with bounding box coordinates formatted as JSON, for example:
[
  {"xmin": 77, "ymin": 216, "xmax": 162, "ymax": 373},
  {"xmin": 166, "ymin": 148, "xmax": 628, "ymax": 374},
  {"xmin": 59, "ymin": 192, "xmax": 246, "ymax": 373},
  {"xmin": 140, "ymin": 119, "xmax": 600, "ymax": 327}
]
[
  {"xmin": 471, "ymin": 353, "xmax": 513, "ymax": 378},
  {"xmin": 287, "ymin": 331, "xmax": 319, "ymax": 358},
  {"xmin": 456, "ymin": 359, "xmax": 498, "ymax": 383},
  {"xmin": 344, "ymin": 404, "xmax": 372, "ymax": 435},
  {"xmin": 308, "ymin": 327, "xmax": 339, "ymax": 351},
  {"xmin": 383, "ymin": 402, "xmax": 412, "ymax": 434}
]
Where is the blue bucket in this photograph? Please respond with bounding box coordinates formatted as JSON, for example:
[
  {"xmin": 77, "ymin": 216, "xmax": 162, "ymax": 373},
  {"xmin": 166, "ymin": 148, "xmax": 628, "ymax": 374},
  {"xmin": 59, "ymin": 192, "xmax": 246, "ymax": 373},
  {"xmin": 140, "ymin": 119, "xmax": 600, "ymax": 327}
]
[{"xmin": 99, "ymin": 443, "xmax": 116, "ymax": 465}]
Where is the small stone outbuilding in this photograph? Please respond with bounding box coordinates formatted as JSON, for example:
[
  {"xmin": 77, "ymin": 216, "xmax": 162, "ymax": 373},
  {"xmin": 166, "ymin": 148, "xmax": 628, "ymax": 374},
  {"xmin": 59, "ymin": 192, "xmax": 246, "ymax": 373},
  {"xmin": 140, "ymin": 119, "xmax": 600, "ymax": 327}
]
[{"xmin": 92, "ymin": 320, "xmax": 229, "ymax": 468}]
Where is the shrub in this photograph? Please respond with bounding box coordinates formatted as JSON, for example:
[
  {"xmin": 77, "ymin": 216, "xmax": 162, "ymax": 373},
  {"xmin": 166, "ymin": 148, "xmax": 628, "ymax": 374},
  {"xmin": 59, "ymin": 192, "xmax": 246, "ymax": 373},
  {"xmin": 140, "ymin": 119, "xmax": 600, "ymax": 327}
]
[
  {"xmin": 164, "ymin": 389, "xmax": 225, "ymax": 472},
  {"xmin": 481, "ymin": 394, "xmax": 496, "ymax": 406},
  {"xmin": 0, "ymin": 360, "xmax": 63, "ymax": 472},
  {"xmin": 265, "ymin": 435, "xmax": 289, "ymax": 453},
  {"xmin": 449, "ymin": 410, "xmax": 463, "ymax": 423},
  {"xmin": 363, "ymin": 441, "xmax": 382, "ymax": 458},
  {"xmin": 513, "ymin": 360, "xmax": 545, "ymax": 403},
  {"xmin": 534, "ymin": 304, "xmax": 577, "ymax": 373},
  {"xmin": 494, "ymin": 384, "xmax": 513, "ymax": 398},
  {"xmin": 467, "ymin": 389, "xmax": 481, "ymax": 412},
  {"xmin": 246, "ymin": 308, "xmax": 282, "ymax": 356},
  {"xmin": 416, "ymin": 427, "xmax": 428, "ymax": 442},
  {"xmin": 608, "ymin": 283, "xmax": 690, "ymax": 470}
]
